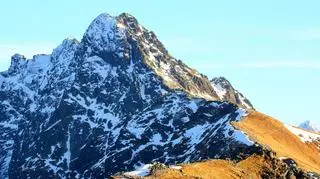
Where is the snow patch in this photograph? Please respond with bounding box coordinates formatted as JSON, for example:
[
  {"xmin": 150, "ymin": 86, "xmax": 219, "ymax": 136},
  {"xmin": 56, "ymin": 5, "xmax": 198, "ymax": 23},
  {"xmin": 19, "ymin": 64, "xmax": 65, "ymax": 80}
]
[
  {"xmin": 212, "ymin": 83, "xmax": 227, "ymax": 99},
  {"xmin": 123, "ymin": 164, "xmax": 182, "ymax": 177},
  {"xmin": 63, "ymin": 125, "xmax": 71, "ymax": 169},
  {"xmin": 170, "ymin": 165, "xmax": 182, "ymax": 170},
  {"xmin": 124, "ymin": 164, "xmax": 151, "ymax": 177},
  {"xmin": 285, "ymin": 124, "xmax": 320, "ymax": 142},
  {"xmin": 188, "ymin": 101, "xmax": 198, "ymax": 113},
  {"xmin": 150, "ymin": 133, "xmax": 162, "ymax": 144},
  {"xmin": 235, "ymin": 108, "xmax": 248, "ymax": 122},
  {"xmin": 233, "ymin": 130, "xmax": 254, "ymax": 146},
  {"xmin": 185, "ymin": 124, "xmax": 209, "ymax": 145}
]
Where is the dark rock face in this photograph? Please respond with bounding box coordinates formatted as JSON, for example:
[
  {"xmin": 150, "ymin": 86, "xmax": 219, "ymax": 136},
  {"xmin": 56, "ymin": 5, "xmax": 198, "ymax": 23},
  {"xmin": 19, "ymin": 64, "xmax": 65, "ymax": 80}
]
[
  {"xmin": 259, "ymin": 152, "xmax": 312, "ymax": 179},
  {"xmin": 0, "ymin": 13, "xmax": 255, "ymax": 178}
]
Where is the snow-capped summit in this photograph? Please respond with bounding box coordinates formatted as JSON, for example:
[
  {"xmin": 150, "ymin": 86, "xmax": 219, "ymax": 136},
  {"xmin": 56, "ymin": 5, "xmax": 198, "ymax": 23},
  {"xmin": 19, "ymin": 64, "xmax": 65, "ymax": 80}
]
[
  {"xmin": 82, "ymin": 13, "xmax": 257, "ymax": 105},
  {"xmin": 83, "ymin": 13, "xmax": 126, "ymax": 53},
  {"xmin": 0, "ymin": 12, "xmax": 256, "ymax": 178},
  {"xmin": 299, "ymin": 120, "xmax": 320, "ymax": 133}
]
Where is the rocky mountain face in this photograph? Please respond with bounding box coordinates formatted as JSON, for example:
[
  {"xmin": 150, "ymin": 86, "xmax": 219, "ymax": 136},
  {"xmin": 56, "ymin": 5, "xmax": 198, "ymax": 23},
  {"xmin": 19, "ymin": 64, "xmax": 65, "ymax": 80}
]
[
  {"xmin": 299, "ymin": 120, "xmax": 320, "ymax": 133},
  {"xmin": 211, "ymin": 77, "xmax": 253, "ymax": 109},
  {"xmin": 0, "ymin": 13, "xmax": 255, "ymax": 178}
]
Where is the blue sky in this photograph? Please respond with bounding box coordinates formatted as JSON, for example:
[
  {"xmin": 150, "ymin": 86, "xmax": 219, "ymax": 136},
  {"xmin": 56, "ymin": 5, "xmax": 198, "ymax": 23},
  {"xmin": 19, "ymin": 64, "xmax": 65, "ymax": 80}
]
[{"xmin": 0, "ymin": 0, "xmax": 319, "ymax": 125}]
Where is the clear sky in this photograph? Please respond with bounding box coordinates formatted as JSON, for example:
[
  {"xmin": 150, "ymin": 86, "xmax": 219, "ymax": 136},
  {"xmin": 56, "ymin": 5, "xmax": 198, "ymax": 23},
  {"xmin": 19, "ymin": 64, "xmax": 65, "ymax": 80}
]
[{"xmin": 0, "ymin": 0, "xmax": 319, "ymax": 126}]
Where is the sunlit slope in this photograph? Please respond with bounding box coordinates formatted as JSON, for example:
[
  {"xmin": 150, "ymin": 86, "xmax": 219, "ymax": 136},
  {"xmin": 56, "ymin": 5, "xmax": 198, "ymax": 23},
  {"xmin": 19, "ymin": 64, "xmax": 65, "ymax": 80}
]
[
  {"xmin": 234, "ymin": 111, "xmax": 320, "ymax": 174},
  {"xmin": 143, "ymin": 154, "xmax": 296, "ymax": 179}
]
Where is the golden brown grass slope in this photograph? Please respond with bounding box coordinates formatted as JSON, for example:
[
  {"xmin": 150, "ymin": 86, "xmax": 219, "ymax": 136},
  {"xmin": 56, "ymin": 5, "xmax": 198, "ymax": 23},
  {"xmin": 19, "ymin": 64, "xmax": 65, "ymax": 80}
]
[
  {"xmin": 234, "ymin": 111, "xmax": 320, "ymax": 174},
  {"xmin": 144, "ymin": 154, "xmax": 294, "ymax": 179}
]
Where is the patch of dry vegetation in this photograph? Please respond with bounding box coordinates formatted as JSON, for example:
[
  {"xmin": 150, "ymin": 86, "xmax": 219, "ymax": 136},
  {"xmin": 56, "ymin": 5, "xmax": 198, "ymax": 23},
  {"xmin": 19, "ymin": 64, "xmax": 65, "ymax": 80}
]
[
  {"xmin": 145, "ymin": 159, "xmax": 250, "ymax": 179},
  {"xmin": 145, "ymin": 154, "xmax": 299, "ymax": 179}
]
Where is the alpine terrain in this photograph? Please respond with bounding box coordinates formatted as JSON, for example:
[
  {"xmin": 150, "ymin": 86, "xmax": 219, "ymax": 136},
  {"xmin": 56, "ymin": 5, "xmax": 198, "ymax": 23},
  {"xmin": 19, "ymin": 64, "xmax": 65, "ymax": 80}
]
[
  {"xmin": 0, "ymin": 13, "xmax": 319, "ymax": 179},
  {"xmin": 299, "ymin": 120, "xmax": 320, "ymax": 133}
]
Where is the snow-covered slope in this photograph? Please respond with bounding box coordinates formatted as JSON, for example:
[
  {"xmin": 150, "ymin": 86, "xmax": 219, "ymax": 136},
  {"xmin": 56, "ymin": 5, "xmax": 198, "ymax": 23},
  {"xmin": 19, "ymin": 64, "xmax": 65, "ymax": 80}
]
[
  {"xmin": 0, "ymin": 13, "xmax": 257, "ymax": 178},
  {"xmin": 285, "ymin": 124, "xmax": 320, "ymax": 143},
  {"xmin": 298, "ymin": 120, "xmax": 320, "ymax": 133}
]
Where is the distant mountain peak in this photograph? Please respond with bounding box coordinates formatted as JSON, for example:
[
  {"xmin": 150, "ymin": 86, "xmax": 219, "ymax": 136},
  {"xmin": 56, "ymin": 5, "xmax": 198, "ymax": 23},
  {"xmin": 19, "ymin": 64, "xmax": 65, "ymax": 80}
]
[{"xmin": 299, "ymin": 120, "xmax": 320, "ymax": 133}]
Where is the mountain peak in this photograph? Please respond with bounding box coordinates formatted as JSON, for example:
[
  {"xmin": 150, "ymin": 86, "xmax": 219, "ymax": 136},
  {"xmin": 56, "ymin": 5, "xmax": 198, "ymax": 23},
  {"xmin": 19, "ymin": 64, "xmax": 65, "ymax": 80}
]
[
  {"xmin": 52, "ymin": 38, "xmax": 79, "ymax": 54},
  {"xmin": 116, "ymin": 12, "xmax": 144, "ymax": 36},
  {"xmin": 2, "ymin": 12, "xmax": 254, "ymax": 109},
  {"xmin": 211, "ymin": 77, "xmax": 254, "ymax": 109},
  {"xmin": 8, "ymin": 54, "xmax": 27, "ymax": 74},
  {"xmin": 211, "ymin": 77, "xmax": 232, "ymax": 88},
  {"xmin": 117, "ymin": 12, "xmax": 138, "ymax": 23},
  {"xmin": 299, "ymin": 120, "xmax": 320, "ymax": 133},
  {"xmin": 76, "ymin": 12, "xmax": 256, "ymax": 106},
  {"xmin": 82, "ymin": 13, "xmax": 125, "ymax": 52}
]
